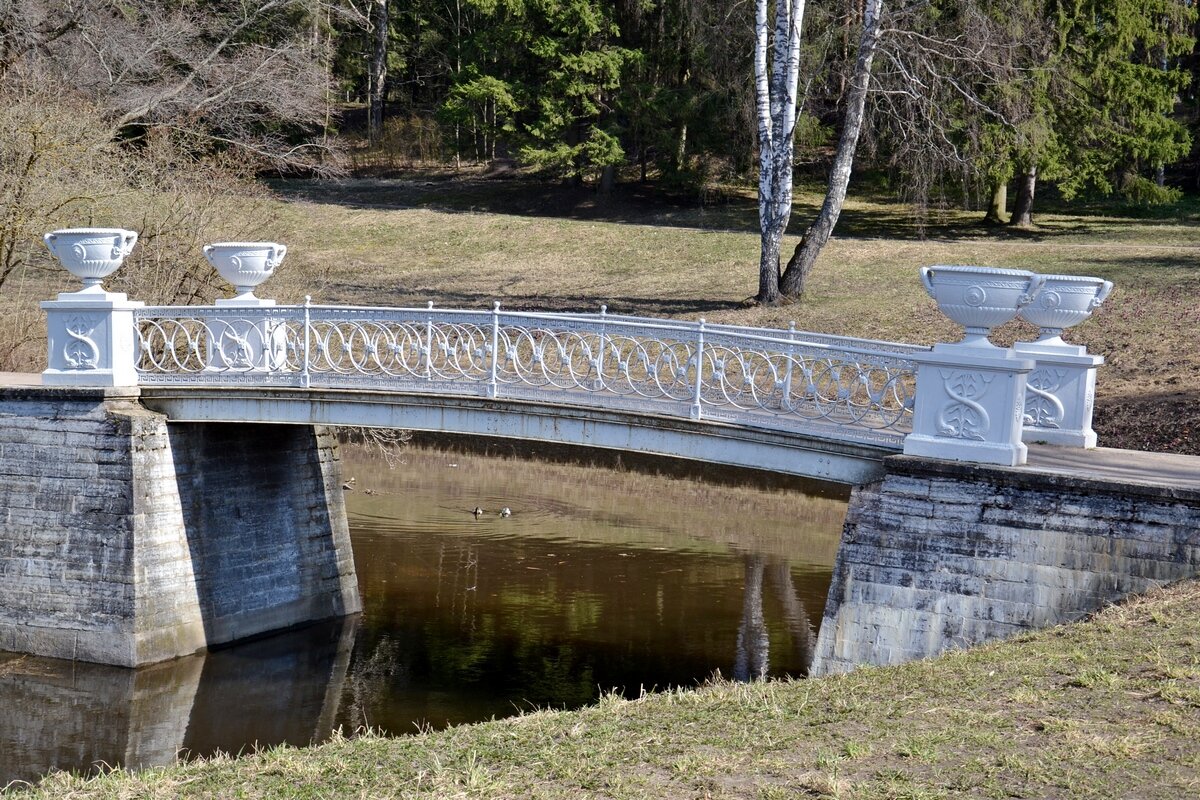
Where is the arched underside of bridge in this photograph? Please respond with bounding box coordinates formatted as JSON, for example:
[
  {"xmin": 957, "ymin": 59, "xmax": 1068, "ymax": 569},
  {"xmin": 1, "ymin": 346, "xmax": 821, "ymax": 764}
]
[{"xmin": 138, "ymin": 387, "xmax": 897, "ymax": 485}]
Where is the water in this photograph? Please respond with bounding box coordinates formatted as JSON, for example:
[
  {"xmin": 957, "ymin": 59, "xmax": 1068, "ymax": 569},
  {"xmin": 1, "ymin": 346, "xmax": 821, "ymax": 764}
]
[{"xmin": 0, "ymin": 445, "xmax": 846, "ymax": 787}]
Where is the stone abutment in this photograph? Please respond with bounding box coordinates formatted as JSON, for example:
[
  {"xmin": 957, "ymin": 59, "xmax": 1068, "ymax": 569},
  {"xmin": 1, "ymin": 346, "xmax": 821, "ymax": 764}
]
[
  {"xmin": 812, "ymin": 452, "xmax": 1200, "ymax": 675},
  {"xmin": 0, "ymin": 386, "xmax": 360, "ymax": 667}
]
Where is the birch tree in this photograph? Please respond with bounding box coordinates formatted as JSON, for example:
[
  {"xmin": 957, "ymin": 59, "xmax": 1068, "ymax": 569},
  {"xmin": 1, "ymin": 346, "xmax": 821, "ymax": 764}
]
[{"xmin": 754, "ymin": 0, "xmax": 806, "ymax": 305}]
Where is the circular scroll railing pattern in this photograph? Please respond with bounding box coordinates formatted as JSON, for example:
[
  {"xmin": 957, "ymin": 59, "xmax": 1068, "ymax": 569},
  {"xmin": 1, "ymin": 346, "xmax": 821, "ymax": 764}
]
[{"xmin": 134, "ymin": 305, "xmax": 918, "ymax": 445}]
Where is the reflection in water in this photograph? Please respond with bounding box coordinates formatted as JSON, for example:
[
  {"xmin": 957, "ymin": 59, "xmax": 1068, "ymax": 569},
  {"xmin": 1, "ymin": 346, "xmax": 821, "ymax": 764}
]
[
  {"xmin": 0, "ymin": 445, "xmax": 845, "ymax": 786},
  {"xmin": 338, "ymin": 447, "xmax": 844, "ymax": 731},
  {"xmin": 0, "ymin": 617, "xmax": 356, "ymax": 788},
  {"xmin": 735, "ymin": 555, "xmax": 770, "ymax": 682}
]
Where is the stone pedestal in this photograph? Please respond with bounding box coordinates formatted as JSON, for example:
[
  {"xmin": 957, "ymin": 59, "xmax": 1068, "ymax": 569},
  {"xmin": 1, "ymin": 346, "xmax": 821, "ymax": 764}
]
[
  {"xmin": 1015, "ymin": 341, "xmax": 1103, "ymax": 448},
  {"xmin": 41, "ymin": 289, "xmax": 144, "ymax": 387},
  {"xmin": 903, "ymin": 344, "xmax": 1034, "ymax": 467}
]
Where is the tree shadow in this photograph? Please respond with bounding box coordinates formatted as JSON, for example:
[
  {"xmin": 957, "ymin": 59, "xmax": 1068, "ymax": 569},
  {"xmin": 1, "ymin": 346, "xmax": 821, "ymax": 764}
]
[
  {"xmin": 320, "ymin": 285, "xmax": 747, "ymax": 318},
  {"xmin": 271, "ymin": 175, "xmax": 1200, "ymax": 243}
]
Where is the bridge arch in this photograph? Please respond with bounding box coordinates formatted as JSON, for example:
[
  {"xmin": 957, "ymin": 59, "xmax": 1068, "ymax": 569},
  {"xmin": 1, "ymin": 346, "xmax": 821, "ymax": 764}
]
[{"xmin": 139, "ymin": 386, "xmax": 896, "ymax": 485}]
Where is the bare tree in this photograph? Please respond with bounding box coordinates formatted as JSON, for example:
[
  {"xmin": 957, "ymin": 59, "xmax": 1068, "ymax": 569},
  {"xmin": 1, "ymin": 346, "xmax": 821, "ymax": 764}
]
[
  {"xmin": 368, "ymin": 0, "xmax": 388, "ymax": 144},
  {"xmin": 779, "ymin": 0, "xmax": 882, "ymax": 298},
  {"xmin": 0, "ymin": 0, "xmax": 367, "ymax": 174},
  {"xmin": 753, "ymin": 0, "xmax": 806, "ymax": 305}
]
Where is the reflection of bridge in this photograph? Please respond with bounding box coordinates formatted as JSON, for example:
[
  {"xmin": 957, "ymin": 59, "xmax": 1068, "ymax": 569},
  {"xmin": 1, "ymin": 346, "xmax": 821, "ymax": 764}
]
[{"xmin": 131, "ymin": 304, "xmax": 923, "ymax": 483}]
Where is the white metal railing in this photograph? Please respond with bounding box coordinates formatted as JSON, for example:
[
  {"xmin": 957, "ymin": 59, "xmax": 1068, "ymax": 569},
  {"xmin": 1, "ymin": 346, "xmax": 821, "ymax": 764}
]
[{"xmin": 132, "ymin": 302, "xmax": 923, "ymax": 447}]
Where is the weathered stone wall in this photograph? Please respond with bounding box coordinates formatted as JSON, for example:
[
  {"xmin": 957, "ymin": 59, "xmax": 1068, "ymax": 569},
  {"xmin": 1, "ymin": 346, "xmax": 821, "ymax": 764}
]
[
  {"xmin": 0, "ymin": 388, "xmax": 359, "ymax": 667},
  {"xmin": 163, "ymin": 422, "xmax": 361, "ymax": 648},
  {"xmin": 812, "ymin": 456, "xmax": 1200, "ymax": 675}
]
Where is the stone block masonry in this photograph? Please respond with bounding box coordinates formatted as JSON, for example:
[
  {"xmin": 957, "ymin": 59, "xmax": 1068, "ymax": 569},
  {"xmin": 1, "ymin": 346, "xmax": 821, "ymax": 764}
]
[
  {"xmin": 811, "ymin": 453, "xmax": 1200, "ymax": 675},
  {"xmin": 0, "ymin": 386, "xmax": 360, "ymax": 667}
]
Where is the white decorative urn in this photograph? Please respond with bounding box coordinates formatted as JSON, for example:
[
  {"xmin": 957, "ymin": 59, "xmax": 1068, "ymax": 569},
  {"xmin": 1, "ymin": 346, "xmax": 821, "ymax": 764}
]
[
  {"xmin": 1017, "ymin": 273, "xmax": 1113, "ymax": 346},
  {"xmin": 44, "ymin": 228, "xmax": 138, "ymax": 292},
  {"xmin": 920, "ymin": 265, "xmax": 1045, "ymax": 348},
  {"xmin": 204, "ymin": 242, "xmax": 287, "ymax": 303}
]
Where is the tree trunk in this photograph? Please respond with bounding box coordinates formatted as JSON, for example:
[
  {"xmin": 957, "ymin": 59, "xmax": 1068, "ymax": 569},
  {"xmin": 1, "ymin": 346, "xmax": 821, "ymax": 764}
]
[
  {"xmin": 753, "ymin": 0, "xmax": 806, "ymax": 305},
  {"xmin": 368, "ymin": 0, "xmax": 388, "ymax": 145},
  {"xmin": 983, "ymin": 180, "xmax": 1007, "ymax": 224},
  {"xmin": 599, "ymin": 164, "xmax": 616, "ymax": 194},
  {"xmin": 1009, "ymin": 165, "xmax": 1037, "ymax": 227},
  {"xmin": 779, "ymin": 0, "xmax": 882, "ymax": 298},
  {"xmin": 758, "ymin": 227, "xmax": 783, "ymax": 304},
  {"xmin": 675, "ymin": 122, "xmax": 688, "ymax": 172}
]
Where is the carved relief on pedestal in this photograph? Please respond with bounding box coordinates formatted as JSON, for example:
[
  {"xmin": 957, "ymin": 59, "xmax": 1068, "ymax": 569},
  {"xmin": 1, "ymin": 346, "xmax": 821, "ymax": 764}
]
[
  {"xmin": 62, "ymin": 314, "xmax": 102, "ymax": 369},
  {"xmin": 1024, "ymin": 367, "xmax": 1067, "ymax": 429},
  {"xmin": 936, "ymin": 369, "xmax": 992, "ymax": 441}
]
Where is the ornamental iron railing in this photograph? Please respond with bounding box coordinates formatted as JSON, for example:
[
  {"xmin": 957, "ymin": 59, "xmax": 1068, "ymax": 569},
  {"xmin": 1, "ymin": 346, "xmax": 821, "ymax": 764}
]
[{"xmin": 133, "ymin": 302, "xmax": 922, "ymax": 447}]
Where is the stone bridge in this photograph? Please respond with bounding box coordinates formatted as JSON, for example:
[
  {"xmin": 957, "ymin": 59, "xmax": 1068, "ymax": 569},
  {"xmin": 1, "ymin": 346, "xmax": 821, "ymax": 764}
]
[{"xmin": 1, "ymin": 231, "xmax": 1196, "ymax": 675}]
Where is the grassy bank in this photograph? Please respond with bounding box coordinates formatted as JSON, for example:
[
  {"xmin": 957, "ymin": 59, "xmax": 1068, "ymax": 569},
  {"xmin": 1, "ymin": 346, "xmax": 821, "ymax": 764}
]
[
  {"xmin": 14, "ymin": 578, "xmax": 1200, "ymax": 799},
  {"xmin": 265, "ymin": 176, "xmax": 1199, "ymax": 455}
]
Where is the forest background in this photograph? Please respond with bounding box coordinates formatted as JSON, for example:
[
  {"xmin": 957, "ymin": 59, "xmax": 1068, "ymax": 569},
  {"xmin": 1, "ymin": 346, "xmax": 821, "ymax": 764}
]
[{"xmin": 0, "ymin": 0, "xmax": 1196, "ymax": 452}]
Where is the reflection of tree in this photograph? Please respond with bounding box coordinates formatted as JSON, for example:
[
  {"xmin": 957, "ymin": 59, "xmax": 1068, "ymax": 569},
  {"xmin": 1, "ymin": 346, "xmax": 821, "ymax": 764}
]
[
  {"xmin": 734, "ymin": 555, "xmax": 769, "ymax": 681},
  {"xmin": 346, "ymin": 636, "xmax": 405, "ymax": 730},
  {"xmin": 734, "ymin": 555, "xmax": 816, "ymax": 681},
  {"xmin": 434, "ymin": 542, "xmax": 480, "ymax": 630},
  {"xmin": 768, "ymin": 563, "xmax": 815, "ymax": 677}
]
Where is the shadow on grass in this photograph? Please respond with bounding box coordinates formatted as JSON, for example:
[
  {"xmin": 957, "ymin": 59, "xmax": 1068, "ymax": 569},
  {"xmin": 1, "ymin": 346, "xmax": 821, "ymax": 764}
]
[
  {"xmin": 270, "ymin": 175, "xmax": 1200, "ymax": 244},
  {"xmin": 323, "ymin": 284, "xmax": 747, "ymax": 317}
]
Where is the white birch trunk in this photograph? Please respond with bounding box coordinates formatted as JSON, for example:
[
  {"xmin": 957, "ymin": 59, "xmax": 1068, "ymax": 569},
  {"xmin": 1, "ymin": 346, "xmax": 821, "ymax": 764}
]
[{"xmin": 755, "ymin": 0, "xmax": 807, "ymax": 304}]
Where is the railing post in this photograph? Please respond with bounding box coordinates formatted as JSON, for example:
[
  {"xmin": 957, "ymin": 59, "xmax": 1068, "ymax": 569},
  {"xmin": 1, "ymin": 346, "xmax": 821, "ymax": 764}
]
[
  {"xmin": 782, "ymin": 321, "xmax": 797, "ymax": 410},
  {"xmin": 488, "ymin": 301, "xmax": 501, "ymax": 399},
  {"xmin": 425, "ymin": 300, "xmax": 434, "ymax": 380},
  {"xmin": 594, "ymin": 303, "xmax": 607, "ymax": 391},
  {"xmin": 301, "ymin": 295, "xmax": 312, "ymax": 389},
  {"xmin": 691, "ymin": 317, "xmax": 705, "ymax": 420}
]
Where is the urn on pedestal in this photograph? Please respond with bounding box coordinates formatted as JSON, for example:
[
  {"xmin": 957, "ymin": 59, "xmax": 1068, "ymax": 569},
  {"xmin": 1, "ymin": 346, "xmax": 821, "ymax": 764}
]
[
  {"xmin": 204, "ymin": 242, "xmax": 287, "ymax": 305},
  {"xmin": 44, "ymin": 228, "xmax": 138, "ymax": 293},
  {"xmin": 41, "ymin": 228, "xmax": 143, "ymax": 387},
  {"xmin": 906, "ymin": 265, "xmax": 1042, "ymax": 466},
  {"xmin": 1015, "ymin": 273, "xmax": 1113, "ymax": 449},
  {"xmin": 202, "ymin": 242, "xmax": 289, "ymax": 373}
]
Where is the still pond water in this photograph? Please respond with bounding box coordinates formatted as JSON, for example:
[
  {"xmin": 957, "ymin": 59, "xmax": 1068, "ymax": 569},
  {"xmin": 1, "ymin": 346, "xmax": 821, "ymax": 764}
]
[{"xmin": 0, "ymin": 446, "xmax": 846, "ymax": 786}]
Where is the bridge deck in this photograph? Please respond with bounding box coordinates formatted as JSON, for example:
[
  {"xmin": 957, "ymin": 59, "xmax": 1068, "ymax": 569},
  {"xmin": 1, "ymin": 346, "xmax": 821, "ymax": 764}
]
[{"xmin": 1021, "ymin": 444, "xmax": 1200, "ymax": 495}]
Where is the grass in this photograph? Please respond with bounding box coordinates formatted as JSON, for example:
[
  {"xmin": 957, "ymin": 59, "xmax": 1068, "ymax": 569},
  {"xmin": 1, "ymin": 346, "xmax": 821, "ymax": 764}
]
[
  {"xmin": 11, "ymin": 578, "xmax": 1200, "ymax": 798},
  {"xmin": 263, "ymin": 175, "xmax": 1200, "ymax": 454}
]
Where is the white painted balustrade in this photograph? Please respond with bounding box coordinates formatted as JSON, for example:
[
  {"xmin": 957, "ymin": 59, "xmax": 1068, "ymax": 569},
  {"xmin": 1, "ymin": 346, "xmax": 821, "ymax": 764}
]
[{"xmin": 38, "ymin": 229, "xmax": 1113, "ymax": 465}]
